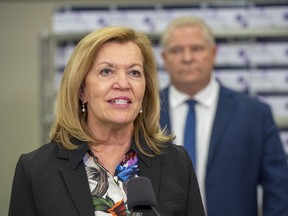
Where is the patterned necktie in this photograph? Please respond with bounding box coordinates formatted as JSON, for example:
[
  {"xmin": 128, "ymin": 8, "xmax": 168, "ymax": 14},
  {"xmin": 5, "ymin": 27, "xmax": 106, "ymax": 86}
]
[{"xmin": 184, "ymin": 99, "xmax": 197, "ymax": 168}]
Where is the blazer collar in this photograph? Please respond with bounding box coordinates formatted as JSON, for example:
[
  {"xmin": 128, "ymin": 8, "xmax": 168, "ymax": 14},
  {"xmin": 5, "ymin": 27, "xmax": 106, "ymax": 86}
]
[
  {"xmin": 57, "ymin": 136, "xmax": 154, "ymax": 170},
  {"xmin": 57, "ymin": 137, "xmax": 90, "ymax": 170}
]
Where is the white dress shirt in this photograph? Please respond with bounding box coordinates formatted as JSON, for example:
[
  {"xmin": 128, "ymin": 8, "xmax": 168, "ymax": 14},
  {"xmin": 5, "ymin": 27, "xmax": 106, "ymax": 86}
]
[{"xmin": 169, "ymin": 77, "xmax": 220, "ymax": 209}]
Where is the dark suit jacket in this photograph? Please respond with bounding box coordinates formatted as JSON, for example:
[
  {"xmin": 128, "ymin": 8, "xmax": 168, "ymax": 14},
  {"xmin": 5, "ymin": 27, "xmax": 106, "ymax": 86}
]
[
  {"xmin": 9, "ymin": 137, "xmax": 205, "ymax": 216},
  {"xmin": 160, "ymin": 85, "xmax": 288, "ymax": 216}
]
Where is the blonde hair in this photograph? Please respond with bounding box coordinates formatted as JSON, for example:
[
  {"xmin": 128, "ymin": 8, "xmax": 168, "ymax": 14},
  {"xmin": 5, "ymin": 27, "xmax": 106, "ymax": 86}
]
[
  {"xmin": 161, "ymin": 16, "xmax": 215, "ymax": 49},
  {"xmin": 50, "ymin": 26, "xmax": 174, "ymax": 155}
]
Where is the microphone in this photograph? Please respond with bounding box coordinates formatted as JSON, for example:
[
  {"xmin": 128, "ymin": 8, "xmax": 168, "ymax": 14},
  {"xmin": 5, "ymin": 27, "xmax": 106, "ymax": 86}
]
[{"xmin": 127, "ymin": 177, "xmax": 161, "ymax": 216}]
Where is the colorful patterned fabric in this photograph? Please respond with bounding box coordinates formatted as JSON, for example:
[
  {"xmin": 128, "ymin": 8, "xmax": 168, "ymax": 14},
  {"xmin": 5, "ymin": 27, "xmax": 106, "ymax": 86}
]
[{"xmin": 84, "ymin": 149, "xmax": 139, "ymax": 216}]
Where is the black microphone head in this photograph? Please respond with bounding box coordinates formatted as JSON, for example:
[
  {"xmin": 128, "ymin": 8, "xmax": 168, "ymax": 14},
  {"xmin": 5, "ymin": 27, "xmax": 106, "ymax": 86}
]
[{"xmin": 127, "ymin": 176, "xmax": 157, "ymax": 210}]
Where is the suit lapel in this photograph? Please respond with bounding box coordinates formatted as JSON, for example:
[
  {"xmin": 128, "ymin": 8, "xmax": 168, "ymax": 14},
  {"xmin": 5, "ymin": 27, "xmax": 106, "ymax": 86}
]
[
  {"xmin": 206, "ymin": 86, "xmax": 236, "ymax": 173},
  {"xmin": 60, "ymin": 162, "xmax": 94, "ymax": 216},
  {"xmin": 160, "ymin": 87, "xmax": 172, "ymax": 132},
  {"xmin": 58, "ymin": 143, "xmax": 95, "ymax": 216},
  {"xmin": 139, "ymin": 154, "xmax": 161, "ymax": 198}
]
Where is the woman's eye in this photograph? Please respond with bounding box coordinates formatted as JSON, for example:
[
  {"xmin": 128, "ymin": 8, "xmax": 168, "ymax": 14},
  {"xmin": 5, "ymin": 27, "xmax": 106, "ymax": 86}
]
[
  {"xmin": 129, "ymin": 70, "xmax": 141, "ymax": 77},
  {"xmin": 100, "ymin": 68, "xmax": 112, "ymax": 76}
]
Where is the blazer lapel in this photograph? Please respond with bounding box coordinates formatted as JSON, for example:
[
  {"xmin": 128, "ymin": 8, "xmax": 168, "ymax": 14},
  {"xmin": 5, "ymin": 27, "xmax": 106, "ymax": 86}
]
[
  {"xmin": 58, "ymin": 144, "xmax": 95, "ymax": 216},
  {"xmin": 160, "ymin": 86, "xmax": 172, "ymax": 132},
  {"xmin": 139, "ymin": 154, "xmax": 161, "ymax": 198},
  {"xmin": 132, "ymin": 137, "xmax": 161, "ymax": 200},
  {"xmin": 206, "ymin": 86, "xmax": 236, "ymax": 173}
]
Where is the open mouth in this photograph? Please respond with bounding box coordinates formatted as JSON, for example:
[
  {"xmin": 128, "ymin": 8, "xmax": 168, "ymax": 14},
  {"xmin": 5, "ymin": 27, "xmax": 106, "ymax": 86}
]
[{"xmin": 111, "ymin": 99, "xmax": 131, "ymax": 105}]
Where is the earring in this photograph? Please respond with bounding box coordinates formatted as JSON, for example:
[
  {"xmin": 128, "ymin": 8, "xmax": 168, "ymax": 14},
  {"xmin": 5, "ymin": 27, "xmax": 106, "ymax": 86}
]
[
  {"xmin": 139, "ymin": 109, "xmax": 143, "ymax": 114},
  {"xmin": 82, "ymin": 102, "xmax": 86, "ymax": 113}
]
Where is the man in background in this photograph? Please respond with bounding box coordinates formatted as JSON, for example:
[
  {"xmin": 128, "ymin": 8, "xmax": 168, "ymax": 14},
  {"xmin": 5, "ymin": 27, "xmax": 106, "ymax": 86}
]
[{"xmin": 159, "ymin": 16, "xmax": 288, "ymax": 216}]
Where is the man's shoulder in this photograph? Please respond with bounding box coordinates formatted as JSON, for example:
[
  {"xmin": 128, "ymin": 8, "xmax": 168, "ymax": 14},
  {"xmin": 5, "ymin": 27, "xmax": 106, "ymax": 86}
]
[{"xmin": 220, "ymin": 85, "xmax": 270, "ymax": 110}]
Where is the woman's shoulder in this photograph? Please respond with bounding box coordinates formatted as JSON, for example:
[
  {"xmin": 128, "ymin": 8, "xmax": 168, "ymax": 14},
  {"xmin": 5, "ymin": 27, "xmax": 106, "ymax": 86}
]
[
  {"xmin": 160, "ymin": 142, "xmax": 190, "ymax": 163},
  {"xmin": 155, "ymin": 143, "xmax": 194, "ymax": 179},
  {"xmin": 19, "ymin": 142, "xmax": 63, "ymax": 164},
  {"xmin": 162, "ymin": 142, "xmax": 186, "ymax": 154}
]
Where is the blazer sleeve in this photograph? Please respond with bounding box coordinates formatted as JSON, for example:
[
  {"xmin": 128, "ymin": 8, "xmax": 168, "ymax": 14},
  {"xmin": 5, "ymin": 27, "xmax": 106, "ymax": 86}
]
[
  {"xmin": 9, "ymin": 154, "xmax": 37, "ymax": 216},
  {"xmin": 261, "ymin": 106, "xmax": 288, "ymax": 215}
]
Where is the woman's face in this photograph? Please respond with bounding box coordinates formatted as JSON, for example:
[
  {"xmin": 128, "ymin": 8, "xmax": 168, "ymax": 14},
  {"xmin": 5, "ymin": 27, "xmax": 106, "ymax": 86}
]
[{"xmin": 81, "ymin": 41, "xmax": 146, "ymax": 130}]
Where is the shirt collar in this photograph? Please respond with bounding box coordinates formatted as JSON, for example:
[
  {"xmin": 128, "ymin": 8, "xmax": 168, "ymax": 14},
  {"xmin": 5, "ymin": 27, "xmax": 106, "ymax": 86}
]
[
  {"xmin": 170, "ymin": 85, "xmax": 189, "ymax": 108},
  {"xmin": 170, "ymin": 77, "xmax": 219, "ymax": 108},
  {"xmin": 195, "ymin": 77, "xmax": 219, "ymax": 108}
]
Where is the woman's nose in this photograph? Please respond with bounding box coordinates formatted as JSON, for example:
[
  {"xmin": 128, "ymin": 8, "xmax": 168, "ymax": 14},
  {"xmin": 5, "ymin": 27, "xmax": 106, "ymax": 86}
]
[{"xmin": 113, "ymin": 72, "xmax": 131, "ymax": 89}]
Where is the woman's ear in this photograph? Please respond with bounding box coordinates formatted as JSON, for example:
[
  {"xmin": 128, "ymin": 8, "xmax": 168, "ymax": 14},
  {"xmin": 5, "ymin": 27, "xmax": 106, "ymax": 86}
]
[{"xmin": 79, "ymin": 84, "xmax": 86, "ymax": 103}]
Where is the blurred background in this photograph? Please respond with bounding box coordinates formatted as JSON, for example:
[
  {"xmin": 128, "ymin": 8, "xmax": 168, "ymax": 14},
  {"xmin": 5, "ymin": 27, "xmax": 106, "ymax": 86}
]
[{"xmin": 1, "ymin": 0, "xmax": 287, "ymax": 215}]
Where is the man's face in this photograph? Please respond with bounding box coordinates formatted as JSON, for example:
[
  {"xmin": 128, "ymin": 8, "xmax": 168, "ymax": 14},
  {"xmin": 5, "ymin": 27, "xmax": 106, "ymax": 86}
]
[{"xmin": 162, "ymin": 25, "xmax": 217, "ymax": 95}]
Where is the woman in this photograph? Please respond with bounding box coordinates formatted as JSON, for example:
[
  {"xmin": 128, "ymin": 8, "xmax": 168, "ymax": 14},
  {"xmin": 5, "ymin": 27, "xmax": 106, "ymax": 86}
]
[{"xmin": 9, "ymin": 26, "xmax": 205, "ymax": 216}]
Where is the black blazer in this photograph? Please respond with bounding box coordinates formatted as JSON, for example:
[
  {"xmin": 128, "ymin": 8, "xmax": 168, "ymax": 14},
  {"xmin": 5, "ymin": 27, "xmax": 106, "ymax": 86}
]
[{"xmin": 9, "ymin": 137, "xmax": 205, "ymax": 216}]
